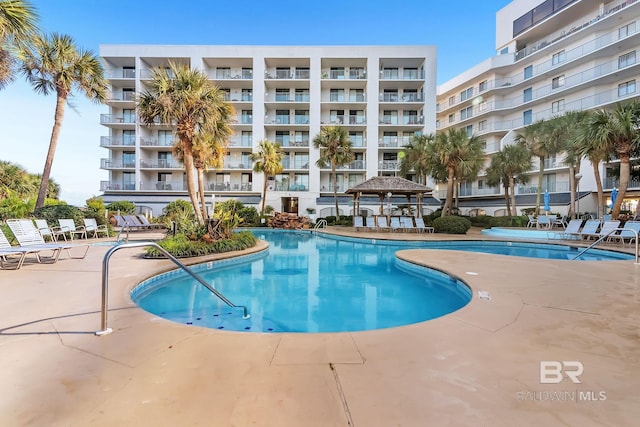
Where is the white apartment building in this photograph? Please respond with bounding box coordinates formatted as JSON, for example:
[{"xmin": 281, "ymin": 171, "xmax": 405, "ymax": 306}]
[
  {"xmin": 99, "ymin": 45, "xmax": 436, "ymax": 216},
  {"xmin": 436, "ymin": 0, "xmax": 639, "ymax": 217}
]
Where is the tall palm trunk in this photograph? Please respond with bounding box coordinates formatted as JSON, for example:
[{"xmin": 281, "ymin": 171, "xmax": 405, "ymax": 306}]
[
  {"xmin": 442, "ymin": 166, "xmax": 455, "ymax": 216},
  {"xmin": 261, "ymin": 175, "xmax": 268, "ymax": 216},
  {"xmin": 182, "ymin": 144, "xmax": 203, "ymax": 223},
  {"xmin": 591, "ymin": 161, "xmax": 605, "ymax": 219},
  {"xmin": 502, "ymin": 181, "xmax": 511, "ymax": 214},
  {"xmin": 36, "ymin": 93, "xmax": 67, "ymax": 208},
  {"xmin": 509, "ymin": 176, "xmax": 517, "ymax": 216},
  {"xmin": 332, "ymin": 161, "xmax": 339, "ymax": 216},
  {"xmin": 612, "ymin": 154, "xmax": 630, "ymax": 219},
  {"xmin": 568, "ymin": 164, "xmax": 577, "ymax": 219},
  {"xmin": 196, "ymin": 167, "xmax": 208, "ymax": 220},
  {"xmin": 535, "ymin": 156, "xmax": 545, "ymax": 215}
]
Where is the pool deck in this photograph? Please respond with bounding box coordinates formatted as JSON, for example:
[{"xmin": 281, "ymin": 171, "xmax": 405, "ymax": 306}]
[{"xmin": 1, "ymin": 228, "xmax": 638, "ymax": 426}]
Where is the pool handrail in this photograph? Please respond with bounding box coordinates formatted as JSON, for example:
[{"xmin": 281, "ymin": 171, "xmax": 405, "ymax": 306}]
[
  {"xmin": 572, "ymin": 227, "xmax": 639, "ymax": 263},
  {"xmin": 96, "ymin": 241, "xmax": 250, "ymax": 336}
]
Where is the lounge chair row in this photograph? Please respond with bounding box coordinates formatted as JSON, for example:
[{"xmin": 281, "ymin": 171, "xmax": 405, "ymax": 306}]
[
  {"xmin": 112, "ymin": 214, "xmax": 163, "ymax": 230},
  {"xmin": 1, "ymin": 219, "xmax": 90, "ymax": 270},
  {"xmin": 354, "ymin": 216, "xmax": 434, "ymax": 233},
  {"xmin": 35, "ymin": 218, "xmax": 109, "ymax": 241},
  {"xmin": 549, "ymin": 219, "xmax": 640, "ymax": 245}
]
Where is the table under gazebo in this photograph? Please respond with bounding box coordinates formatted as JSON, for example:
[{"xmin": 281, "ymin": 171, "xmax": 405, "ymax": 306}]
[{"xmin": 346, "ymin": 176, "xmax": 433, "ymax": 218}]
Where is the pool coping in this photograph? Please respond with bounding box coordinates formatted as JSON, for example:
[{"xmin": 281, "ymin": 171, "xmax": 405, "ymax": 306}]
[{"xmin": 1, "ymin": 228, "xmax": 638, "ymax": 426}]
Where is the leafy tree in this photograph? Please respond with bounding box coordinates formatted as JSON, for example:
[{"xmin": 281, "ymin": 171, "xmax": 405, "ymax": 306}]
[
  {"xmin": 580, "ymin": 101, "xmax": 640, "ymax": 219},
  {"xmin": 486, "ymin": 144, "xmax": 532, "ymax": 215},
  {"xmin": 137, "ymin": 62, "xmax": 230, "ymax": 223},
  {"xmin": 250, "ymin": 139, "xmax": 283, "ymax": 216},
  {"xmin": 399, "ymin": 133, "xmax": 434, "ymax": 185},
  {"xmin": 106, "ymin": 200, "xmax": 135, "ymax": 214},
  {"xmin": 313, "ymin": 126, "xmax": 354, "ymax": 216},
  {"xmin": 20, "ymin": 32, "xmax": 107, "ymax": 208},
  {"xmin": 0, "ymin": 0, "xmax": 38, "ymax": 89}
]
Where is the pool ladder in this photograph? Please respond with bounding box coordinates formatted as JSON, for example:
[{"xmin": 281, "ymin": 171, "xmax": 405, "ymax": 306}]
[
  {"xmin": 572, "ymin": 227, "xmax": 639, "ymax": 263},
  {"xmin": 312, "ymin": 219, "xmax": 327, "ymax": 232},
  {"xmin": 96, "ymin": 241, "xmax": 250, "ymax": 336}
]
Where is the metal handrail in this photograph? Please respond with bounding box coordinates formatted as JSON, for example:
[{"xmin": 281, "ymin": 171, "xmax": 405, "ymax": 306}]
[
  {"xmin": 313, "ymin": 219, "xmax": 327, "ymax": 232},
  {"xmin": 96, "ymin": 241, "xmax": 250, "ymax": 336},
  {"xmin": 572, "ymin": 227, "xmax": 639, "ymax": 263},
  {"xmin": 115, "ymin": 222, "xmax": 131, "ymax": 243}
]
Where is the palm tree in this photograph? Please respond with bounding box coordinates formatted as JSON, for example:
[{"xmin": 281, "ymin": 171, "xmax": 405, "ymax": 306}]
[
  {"xmin": 0, "ymin": 160, "xmax": 34, "ymax": 198},
  {"xmin": 313, "ymin": 125, "xmax": 354, "ymax": 216},
  {"xmin": 0, "ymin": 0, "xmax": 38, "ymax": 89},
  {"xmin": 137, "ymin": 62, "xmax": 231, "ymax": 223},
  {"xmin": 399, "ymin": 133, "xmax": 434, "ymax": 185},
  {"xmin": 19, "ymin": 32, "xmax": 107, "ymax": 209},
  {"xmin": 515, "ymin": 120, "xmax": 561, "ymax": 214},
  {"xmin": 427, "ymin": 128, "xmax": 484, "ymax": 216},
  {"xmin": 485, "ymin": 144, "xmax": 532, "ymax": 216},
  {"xmin": 250, "ymin": 139, "xmax": 283, "ymax": 216},
  {"xmin": 578, "ymin": 101, "xmax": 640, "ymax": 219}
]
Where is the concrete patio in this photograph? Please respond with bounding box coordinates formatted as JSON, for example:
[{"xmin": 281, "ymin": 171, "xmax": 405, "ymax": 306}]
[{"xmin": 0, "ymin": 228, "xmax": 638, "ymax": 426}]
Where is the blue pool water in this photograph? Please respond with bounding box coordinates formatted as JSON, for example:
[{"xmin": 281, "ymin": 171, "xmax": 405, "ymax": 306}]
[{"xmin": 131, "ymin": 230, "xmax": 632, "ymax": 334}]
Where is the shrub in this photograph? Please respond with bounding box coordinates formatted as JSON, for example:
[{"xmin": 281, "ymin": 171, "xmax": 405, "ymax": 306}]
[
  {"xmin": 85, "ymin": 196, "xmax": 109, "ymax": 227},
  {"xmin": 468, "ymin": 215, "xmax": 493, "ymax": 227},
  {"xmin": 487, "ymin": 216, "xmax": 528, "ymax": 228},
  {"xmin": 215, "ymin": 200, "xmax": 260, "ymax": 226},
  {"xmin": 145, "ymin": 230, "xmax": 257, "ymax": 258},
  {"xmin": 158, "ymin": 199, "xmax": 197, "ymax": 234},
  {"xmin": 106, "ymin": 200, "xmax": 136, "ymax": 214},
  {"xmin": 33, "ymin": 204, "xmax": 84, "ymax": 227},
  {"xmin": 324, "ymin": 215, "xmax": 337, "ymax": 225},
  {"xmin": 432, "ymin": 216, "xmax": 472, "ymax": 234}
]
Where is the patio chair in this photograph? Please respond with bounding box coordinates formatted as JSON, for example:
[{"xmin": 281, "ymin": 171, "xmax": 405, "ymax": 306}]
[
  {"xmin": 390, "ymin": 216, "xmax": 402, "ymax": 231},
  {"xmin": 376, "ymin": 215, "xmax": 390, "ymax": 231},
  {"xmin": 526, "ymin": 214, "xmax": 538, "ymax": 228},
  {"xmin": 0, "ymin": 228, "xmax": 44, "ymax": 269},
  {"xmin": 415, "ymin": 217, "xmax": 434, "ymax": 233},
  {"xmin": 607, "ymin": 221, "xmax": 640, "ymax": 246},
  {"xmin": 123, "ymin": 214, "xmax": 154, "ymax": 230},
  {"xmin": 536, "ymin": 215, "xmax": 552, "ymax": 229},
  {"xmin": 400, "ymin": 216, "xmax": 416, "ymax": 232},
  {"xmin": 593, "ymin": 220, "xmax": 621, "ymax": 242},
  {"xmin": 111, "ymin": 214, "xmax": 128, "ymax": 228},
  {"xmin": 136, "ymin": 215, "xmax": 164, "ymax": 229},
  {"xmin": 578, "ymin": 219, "xmax": 601, "ymax": 241},
  {"xmin": 552, "ymin": 219, "xmax": 583, "ymax": 240},
  {"xmin": 6, "ymin": 219, "xmax": 89, "ymax": 260},
  {"xmin": 34, "ymin": 218, "xmax": 67, "ymax": 242},
  {"xmin": 58, "ymin": 219, "xmax": 87, "ymax": 240},
  {"xmin": 2, "ymin": 222, "xmax": 63, "ymax": 265},
  {"xmin": 552, "ymin": 215, "xmax": 568, "ymax": 229},
  {"xmin": 362, "ymin": 216, "xmax": 376, "ymax": 231},
  {"xmin": 83, "ymin": 218, "xmax": 109, "ymax": 238},
  {"xmin": 353, "ymin": 215, "xmax": 365, "ymax": 231}
]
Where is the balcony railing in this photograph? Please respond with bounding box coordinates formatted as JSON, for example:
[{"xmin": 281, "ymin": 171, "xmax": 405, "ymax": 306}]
[
  {"xmin": 100, "ymin": 136, "xmax": 136, "ymax": 147},
  {"xmin": 140, "ymin": 160, "xmax": 182, "ymax": 169},
  {"xmin": 100, "ymin": 114, "xmax": 136, "ymax": 124},
  {"xmin": 273, "ymin": 183, "xmax": 309, "ymax": 191},
  {"xmin": 108, "ymin": 91, "xmax": 135, "ymax": 102},
  {"xmin": 517, "ymin": 180, "xmax": 570, "ymax": 194},
  {"xmin": 323, "ymin": 115, "xmax": 366, "ymax": 125},
  {"xmin": 277, "ymin": 139, "xmax": 309, "ymax": 148},
  {"xmin": 100, "ymin": 181, "xmax": 136, "ymax": 191},
  {"xmin": 379, "ymin": 93, "xmax": 424, "ymax": 102},
  {"xmin": 264, "ymin": 69, "xmax": 309, "ymax": 79},
  {"xmin": 207, "ymin": 182, "xmax": 253, "ymax": 191},
  {"xmin": 228, "ymin": 137, "xmax": 253, "ymax": 147},
  {"xmin": 379, "ymin": 161, "xmax": 398, "ymax": 170},
  {"xmin": 107, "ymin": 68, "xmax": 135, "ymax": 79},
  {"xmin": 337, "ymin": 160, "xmax": 366, "ymax": 170},
  {"xmin": 100, "ymin": 159, "xmax": 136, "ymax": 169},
  {"xmin": 321, "ymin": 69, "xmax": 367, "ymax": 79},
  {"xmin": 224, "ymin": 161, "xmax": 253, "ymax": 169},
  {"xmin": 281, "ymin": 159, "xmax": 310, "ymax": 169},
  {"xmin": 458, "ymin": 186, "xmax": 501, "ymax": 197},
  {"xmin": 140, "ymin": 138, "xmax": 174, "ymax": 147},
  {"xmin": 604, "ymin": 176, "xmax": 640, "ymax": 189}
]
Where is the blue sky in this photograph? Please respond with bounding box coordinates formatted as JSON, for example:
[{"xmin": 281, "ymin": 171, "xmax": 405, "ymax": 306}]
[{"xmin": 0, "ymin": 0, "xmax": 511, "ymax": 206}]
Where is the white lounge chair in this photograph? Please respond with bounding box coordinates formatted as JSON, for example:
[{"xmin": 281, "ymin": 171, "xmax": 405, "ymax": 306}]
[
  {"xmin": 1, "ymin": 223, "xmax": 62, "ymax": 266},
  {"xmin": 400, "ymin": 216, "xmax": 416, "ymax": 232},
  {"xmin": 35, "ymin": 219, "xmax": 67, "ymax": 242},
  {"xmin": 6, "ymin": 219, "xmax": 89, "ymax": 260},
  {"xmin": 549, "ymin": 219, "xmax": 583, "ymax": 240},
  {"xmin": 390, "ymin": 216, "xmax": 402, "ymax": 231},
  {"xmin": 136, "ymin": 215, "xmax": 163, "ymax": 229},
  {"xmin": 376, "ymin": 215, "xmax": 390, "ymax": 231},
  {"xmin": 578, "ymin": 219, "xmax": 603, "ymax": 241},
  {"xmin": 415, "ymin": 217, "xmax": 434, "ymax": 233},
  {"xmin": 526, "ymin": 214, "xmax": 538, "ymax": 228},
  {"xmin": 536, "ymin": 215, "xmax": 552, "ymax": 229},
  {"xmin": 353, "ymin": 215, "xmax": 365, "ymax": 231},
  {"xmin": 609, "ymin": 221, "xmax": 640, "ymax": 246},
  {"xmin": 58, "ymin": 219, "xmax": 87, "ymax": 240},
  {"xmin": 83, "ymin": 218, "xmax": 109, "ymax": 238}
]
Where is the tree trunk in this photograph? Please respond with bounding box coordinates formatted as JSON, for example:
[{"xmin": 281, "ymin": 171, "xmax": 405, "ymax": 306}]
[
  {"xmin": 182, "ymin": 143, "xmax": 203, "ymax": 223},
  {"xmin": 261, "ymin": 174, "xmax": 268, "ymax": 216},
  {"xmin": 197, "ymin": 167, "xmax": 208, "ymax": 220},
  {"xmin": 568, "ymin": 165, "xmax": 576, "ymax": 219},
  {"xmin": 36, "ymin": 93, "xmax": 67, "ymax": 208},
  {"xmin": 591, "ymin": 161, "xmax": 604, "ymax": 219},
  {"xmin": 441, "ymin": 166, "xmax": 455, "ymax": 216},
  {"xmin": 332, "ymin": 161, "xmax": 339, "ymax": 217},
  {"xmin": 535, "ymin": 156, "xmax": 545, "ymax": 215},
  {"xmin": 503, "ymin": 182, "xmax": 510, "ymax": 214},
  {"xmin": 612, "ymin": 153, "xmax": 630, "ymax": 219},
  {"xmin": 509, "ymin": 176, "xmax": 517, "ymax": 216}
]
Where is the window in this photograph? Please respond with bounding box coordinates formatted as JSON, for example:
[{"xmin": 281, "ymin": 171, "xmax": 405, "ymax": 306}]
[
  {"xmin": 122, "ymin": 172, "xmax": 135, "ymax": 190},
  {"xmin": 122, "ymin": 130, "xmax": 135, "ymax": 146},
  {"xmin": 220, "ymin": 88, "xmax": 230, "ymax": 101},
  {"xmin": 448, "ymin": 96, "xmax": 455, "ymax": 106},
  {"xmin": 478, "ymin": 101, "xmax": 487, "ymax": 112},
  {"xmin": 349, "ymin": 67, "xmax": 365, "ymax": 79},
  {"xmin": 294, "ymin": 131, "xmax": 309, "ymax": 144},
  {"xmin": 552, "ymin": 99, "xmax": 565, "ymax": 113},
  {"xmin": 478, "ymin": 120, "xmax": 487, "ymax": 131},
  {"xmin": 479, "ymin": 139, "xmax": 487, "ymax": 150},
  {"xmin": 381, "ymin": 67, "xmax": 398, "ymax": 79},
  {"xmin": 294, "ymin": 67, "xmax": 309, "ymax": 79},
  {"xmin": 275, "ymin": 131, "xmax": 290, "ymax": 145},
  {"xmin": 618, "ymin": 51, "xmax": 636, "ymax": 69},
  {"xmin": 465, "ymin": 125, "xmax": 473, "ymax": 137},
  {"xmin": 403, "ymin": 68, "xmax": 418, "ymax": 79},
  {"xmin": 241, "ymin": 67, "xmax": 253, "ymax": 79},
  {"xmin": 295, "ymin": 89, "xmax": 310, "ymax": 102},
  {"xmin": 157, "ymin": 151, "xmax": 173, "ymax": 168},
  {"xmin": 460, "ymin": 88, "xmax": 473, "ymax": 101},
  {"xmin": 552, "ymin": 50, "xmax": 566, "ymax": 65},
  {"xmin": 448, "ymin": 114, "xmax": 454, "ymax": 123},
  {"xmin": 122, "ymin": 66, "xmax": 135, "ymax": 78},
  {"xmin": 382, "ymin": 131, "xmax": 398, "ymax": 146},
  {"xmin": 478, "ymin": 180, "xmax": 484, "ymax": 189},
  {"xmin": 123, "ymin": 151, "xmax": 135, "ymax": 168},
  {"xmin": 216, "ymin": 67, "xmax": 230, "ymax": 79},
  {"xmin": 460, "ymin": 106, "xmax": 473, "ymax": 120},
  {"xmin": 276, "ymin": 67, "xmax": 290, "ymax": 79},
  {"xmin": 275, "ymin": 109, "xmax": 289, "ymax": 124},
  {"xmin": 349, "ymin": 131, "xmax": 364, "ymax": 147},
  {"xmin": 619, "ymin": 22, "xmax": 635, "ymax": 39},
  {"xmin": 403, "ymin": 110, "xmax": 418, "ymax": 124},
  {"xmin": 275, "ymin": 88, "xmax": 290, "ymax": 101},
  {"xmin": 294, "ymin": 110, "xmax": 309, "ymax": 124},
  {"xmin": 122, "ymin": 87, "xmax": 135, "ymax": 101},
  {"xmin": 294, "ymin": 153, "xmax": 309, "ymax": 169},
  {"xmin": 158, "ymin": 130, "xmax": 173, "ymax": 146},
  {"xmin": 523, "ymin": 109, "xmax": 533, "ymax": 125},
  {"xmin": 383, "ymin": 89, "xmax": 398, "ymax": 102},
  {"xmin": 618, "ymin": 80, "xmax": 636, "ymax": 97},
  {"xmin": 330, "ymin": 67, "xmax": 345, "ymax": 79},
  {"xmin": 330, "ymin": 109, "xmax": 344, "ymax": 123},
  {"xmin": 241, "ymin": 131, "xmax": 252, "ymax": 146},
  {"xmin": 479, "ymin": 80, "xmax": 488, "ymax": 92},
  {"xmin": 241, "ymin": 88, "xmax": 252, "ymax": 101},
  {"xmin": 241, "ymin": 110, "xmax": 253, "ymax": 124},
  {"xmin": 523, "ymin": 87, "xmax": 533, "ymax": 102},
  {"xmin": 382, "ymin": 110, "xmax": 398, "ymax": 124},
  {"xmin": 122, "ymin": 109, "xmax": 135, "ymax": 123},
  {"xmin": 524, "ymin": 65, "xmax": 533, "ymax": 80},
  {"xmin": 350, "ymin": 89, "xmax": 364, "ymax": 102},
  {"xmin": 436, "ymin": 119, "xmax": 440, "ymax": 129},
  {"xmin": 552, "ymin": 75, "xmax": 565, "ymax": 89},
  {"xmin": 330, "ymin": 89, "xmax": 345, "ymax": 102}
]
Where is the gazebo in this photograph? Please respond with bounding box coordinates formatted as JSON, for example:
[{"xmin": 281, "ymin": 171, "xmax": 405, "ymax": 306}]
[{"xmin": 346, "ymin": 176, "xmax": 432, "ymax": 217}]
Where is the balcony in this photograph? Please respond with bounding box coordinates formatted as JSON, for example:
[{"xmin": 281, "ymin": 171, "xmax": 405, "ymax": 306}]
[
  {"xmin": 322, "ymin": 115, "xmax": 366, "ymax": 125},
  {"xmin": 108, "ymin": 91, "xmax": 135, "ymax": 102},
  {"xmin": 228, "ymin": 136, "xmax": 253, "ymax": 147},
  {"xmin": 140, "ymin": 137, "xmax": 174, "ymax": 147},
  {"xmin": 106, "ymin": 68, "xmax": 135, "ymax": 79},
  {"xmin": 604, "ymin": 176, "xmax": 640, "ymax": 189},
  {"xmin": 338, "ymin": 160, "xmax": 366, "ymax": 170},
  {"xmin": 100, "ymin": 181, "xmax": 136, "ymax": 191},
  {"xmin": 224, "ymin": 161, "xmax": 253, "ymax": 169},
  {"xmin": 458, "ymin": 186, "xmax": 501, "ymax": 197},
  {"xmin": 100, "ymin": 136, "xmax": 136, "ymax": 147},
  {"xmin": 100, "ymin": 114, "xmax": 136, "ymax": 124},
  {"xmin": 379, "ymin": 161, "xmax": 398, "ymax": 170},
  {"xmin": 281, "ymin": 159, "xmax": 309, "ymax": 169},
  {"xmin": 138, "ymin": 181, "xmax": 185, "ymax": 191},
  {"xmin": 140, "ymin": 160, "xmax": 182, "ymax": 169},
  {"xmin": 379, "ymin": 93, "xmax": 424, "ymax": 102},
  {"xmin": 207, "ymin": 182, "xmax": 254, "ymax": 191},
  {"xmin": 100, "ymin": 159, "xmax": 136, "ymax": 169},
  {"xmin": 517, "ymin": 180, "xmax": 570, "ymax": 194},
  {"xmin": 274, "ymin": 182, "xmax": 308, "ymax": 191}
]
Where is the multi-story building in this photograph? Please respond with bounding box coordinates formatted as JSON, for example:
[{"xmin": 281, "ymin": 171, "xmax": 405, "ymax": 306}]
[
  {"xmin": 99, "ymin": 45, "xmax": 436, "ymax": 216},
  {"xmin": 436, "ymin": 0, "xmax": 639, "ymax": 216}
]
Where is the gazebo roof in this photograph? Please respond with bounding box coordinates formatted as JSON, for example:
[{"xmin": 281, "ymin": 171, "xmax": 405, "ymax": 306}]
[{"xmin": 346, "ymin": 176, "xmax": 432, "ymax": 196}]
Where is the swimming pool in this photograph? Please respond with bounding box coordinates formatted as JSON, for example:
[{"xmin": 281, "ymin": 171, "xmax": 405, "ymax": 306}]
[{"xmin": 131, "ymin": 230, "xmax": 632, "ymax": 334}]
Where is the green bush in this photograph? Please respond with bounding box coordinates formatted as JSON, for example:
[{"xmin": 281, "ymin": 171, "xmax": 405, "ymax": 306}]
[
  {"xmin": 33, "ymin": 204, "xmax": 84, "ymax": 227},
  {"xmin": 324, "ymin": 215, "xmax": 337, "ymax": 225},
  {"xmin": 106, "ymin": 200, "xmax": 136, "ymax": 214},
  {"xmin": 468, "ymin": 215, "xmax": 493, "ymax": 227},
  {"xmin": 145, "ymin": 230, "xmax": 257, "ymax": 258},
  {"xmin": 85, "ymin": 196, "xmax": 109, "ymax": 227},
  {"xmin": 215, "ymin": 200, "xmax": 260, "ymax": 226},
  {"xmin": 487, "ymin": 216, "xmax": 528, "ymax": 228},
  {"xmin": 432, "ymin": 216, "xmax": 472, "ymax": 234}
]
